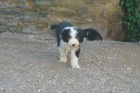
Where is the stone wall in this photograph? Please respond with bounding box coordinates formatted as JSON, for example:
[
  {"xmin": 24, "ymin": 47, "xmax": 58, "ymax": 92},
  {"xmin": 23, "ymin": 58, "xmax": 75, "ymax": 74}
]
[{"xmin": 0, "ymin": 0, "xmax": 125, "ymax": 41}]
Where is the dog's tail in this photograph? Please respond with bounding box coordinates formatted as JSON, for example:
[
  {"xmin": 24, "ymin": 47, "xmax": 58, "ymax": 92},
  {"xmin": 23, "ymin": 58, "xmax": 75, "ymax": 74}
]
[{"xmin": 48, "ymin": 24, "xmax": 57, "ymax": 29}]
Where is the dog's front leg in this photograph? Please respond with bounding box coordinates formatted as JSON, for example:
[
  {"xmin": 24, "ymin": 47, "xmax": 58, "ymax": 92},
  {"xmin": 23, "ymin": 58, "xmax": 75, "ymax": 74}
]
[
  {"xmin": 70, "ymin": 48, "xmax": 80, "ymax": 68},
  {"xmin": 58, "ymin": 47, "xmax": 67, "ymax": 62}
]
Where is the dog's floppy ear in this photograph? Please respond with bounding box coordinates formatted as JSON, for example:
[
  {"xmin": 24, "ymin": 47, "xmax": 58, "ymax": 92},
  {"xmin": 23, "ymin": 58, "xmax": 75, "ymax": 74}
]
[
  {"xmin": 61, "ymin": 29, "xmax": 70, "ymax": 43},
  {"xmin": 77, "ymin": 29, "xmax": 85, "ymax": 43}
]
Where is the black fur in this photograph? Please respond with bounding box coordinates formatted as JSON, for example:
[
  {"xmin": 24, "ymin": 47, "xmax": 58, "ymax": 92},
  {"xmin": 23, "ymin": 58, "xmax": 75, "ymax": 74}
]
[
  {"xmin": 75, "ymin": 48, "xmax": 80, "ymax": 57},
  {"xmin": 50, "ymin": 22, "xmax": 73, "ymax": 47},
  {"xmin": 75, "ymin": 28, "xmax": 85, "ymax": 43},
  {"xmin": 84, "ymin": 28, "xmax": 102, "ymax": 41},
  {"xmin": 61, "ymin": 29, "xmax": 71, "ymax": 43}
]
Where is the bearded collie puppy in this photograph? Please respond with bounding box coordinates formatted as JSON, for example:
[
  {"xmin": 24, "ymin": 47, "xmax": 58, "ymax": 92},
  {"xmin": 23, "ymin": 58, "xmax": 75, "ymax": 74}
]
[
  {"xmin": 84, "ymin": 28, "xmax": 102, "ymax": 41},
  {"xmin": 49, "ymin": 21, "xmax": 85, "ymax": 68}
]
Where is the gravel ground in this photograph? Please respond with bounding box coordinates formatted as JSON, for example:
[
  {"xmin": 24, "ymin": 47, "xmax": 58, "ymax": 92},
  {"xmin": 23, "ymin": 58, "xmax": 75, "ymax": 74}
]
[{"xmin": 0, "ymin": 32, "xmax": 140, "ymax": 93}]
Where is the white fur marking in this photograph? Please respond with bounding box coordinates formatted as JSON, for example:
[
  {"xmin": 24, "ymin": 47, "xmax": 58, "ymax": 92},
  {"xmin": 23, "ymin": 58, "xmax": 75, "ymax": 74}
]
[
  {"xmin": 68, "ymin": 27, "xmax": 79, "ymax": 48},
  {"xmin": 58, "ymin": 41, "xmax": 68, "ymax": 62},
  {"xmin": 63, "ymin": 27, "xmax": 77, "ymax": 30},
  {"xmin": 70, "ymin": 50, "xmax": 80, "ymax": 68}
]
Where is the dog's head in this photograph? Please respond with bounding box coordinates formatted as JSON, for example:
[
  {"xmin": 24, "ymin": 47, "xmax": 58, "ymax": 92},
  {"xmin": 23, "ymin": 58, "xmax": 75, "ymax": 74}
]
[{"xmin": 61, "ymin": 27, "xmax": 85, "ymax": 48}]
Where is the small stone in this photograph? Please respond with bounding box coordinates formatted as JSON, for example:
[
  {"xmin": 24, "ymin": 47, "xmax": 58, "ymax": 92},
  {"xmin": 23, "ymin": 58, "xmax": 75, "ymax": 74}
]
[
  {"xmin": 29, "ymin": 35, "xmax": 35, "ymax": 39},
  {"xmin": 38, "ymin": 89, "xmax": 41, "ymax": 92},
  {"xmin": 86, "ymin": 81, "xmax": 90, "ymax": 84},
  {"xmin": 126, "ymin": 67, "xmax": 131, "ymax": 71},
  {"xmin": 54, "ymin": 75, "xmax": 59, "ymax": 79}
]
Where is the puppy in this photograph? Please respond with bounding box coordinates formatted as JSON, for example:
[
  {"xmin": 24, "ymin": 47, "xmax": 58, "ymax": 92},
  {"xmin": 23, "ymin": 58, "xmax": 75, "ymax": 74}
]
[
  {"xmin": 50, "ymin": 21, "xmax": 85, "ymax": 68},
  {"xmin": 84, "ymin": 28, "xmax": 102, "ymax": 41}
]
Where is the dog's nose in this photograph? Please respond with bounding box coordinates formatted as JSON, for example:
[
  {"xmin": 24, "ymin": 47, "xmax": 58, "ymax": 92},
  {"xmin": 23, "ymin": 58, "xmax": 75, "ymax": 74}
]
[{"xmin": 72, "ymin": 44, "xmax": 75, "ymax": 47}]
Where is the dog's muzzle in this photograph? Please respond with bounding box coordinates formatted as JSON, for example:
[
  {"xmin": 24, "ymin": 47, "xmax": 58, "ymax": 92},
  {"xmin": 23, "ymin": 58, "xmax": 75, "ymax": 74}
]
[{"xmin": 69, "ymin": 43, "xmax": 79, "ymax": 49}]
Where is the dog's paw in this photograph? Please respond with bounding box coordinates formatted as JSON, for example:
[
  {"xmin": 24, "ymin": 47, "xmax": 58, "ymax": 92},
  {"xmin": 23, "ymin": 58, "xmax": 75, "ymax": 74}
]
[
  {"xmin": 59, "ymin": 57, "xmax": 67, "ymax": 63},
  {"xmin": 71, "ymin": 64, "xmax": 80, "ymax": 68}
]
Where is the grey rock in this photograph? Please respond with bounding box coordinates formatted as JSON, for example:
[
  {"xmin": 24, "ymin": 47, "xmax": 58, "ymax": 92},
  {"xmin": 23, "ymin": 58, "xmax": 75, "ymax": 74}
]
[
  {"xmin": 7, "ymin": 20, "xmax": 18, "ymax": 27},
  {"xmin": 0, "ymin": 25, "xmax": 8, "ymax": 33},
  {"xmin": 40, "ymin": 11, "xmax": 47, "ymax": 17},
  {"xmin": 0, "ymin": 2, "xmax": 7, "ymax": 8},
  {"xmin": 1, "ymin": 10, "xmax": 19, "ymax": 15},
  {"xmin": 17, "ymin": 13, "xmax": 36, "ymax": 19}
]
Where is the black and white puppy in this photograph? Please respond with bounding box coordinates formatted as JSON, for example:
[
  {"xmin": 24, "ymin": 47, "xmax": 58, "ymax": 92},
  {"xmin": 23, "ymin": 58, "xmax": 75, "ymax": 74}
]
[
  {"xmin": 84, "ymin": 28, "xmax": 102, "ymax": 41},
  {"xmin": 50, "ymin": 21, "xmax": 85, "ymax": 68}
]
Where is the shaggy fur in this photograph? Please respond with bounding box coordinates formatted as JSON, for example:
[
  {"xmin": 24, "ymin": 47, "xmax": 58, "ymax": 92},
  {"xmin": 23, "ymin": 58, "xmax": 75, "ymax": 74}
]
[
  {"xmin": 50, "ymin": 21, "xmax": 85, "ymax": 68},
  {"xmin": 84, "ymin": 28, "xmax": 102, "ymax": 41}
]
